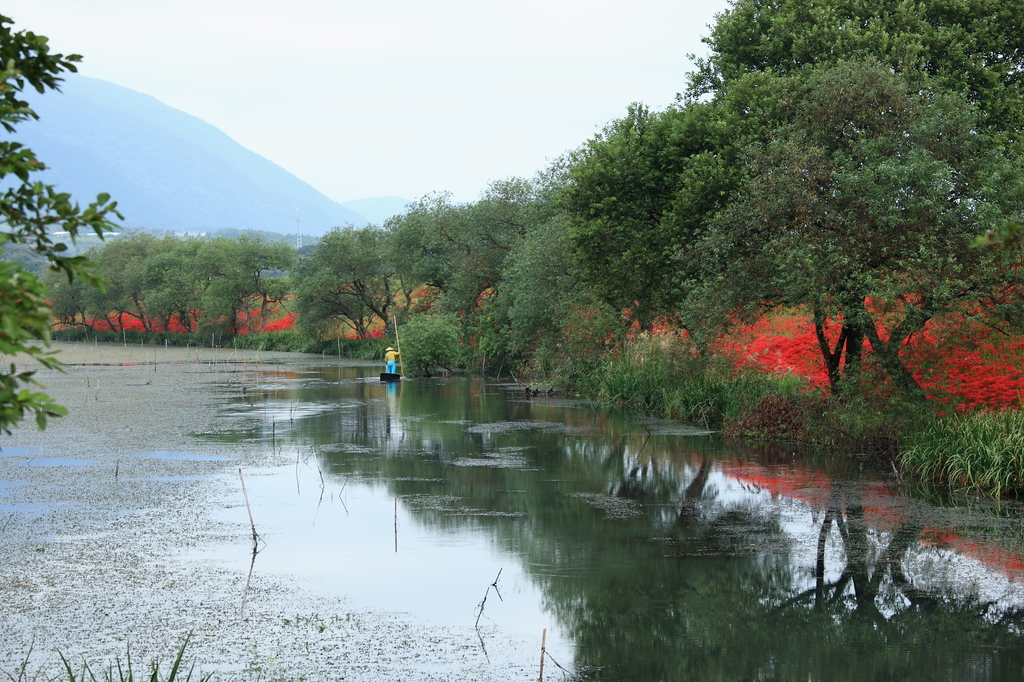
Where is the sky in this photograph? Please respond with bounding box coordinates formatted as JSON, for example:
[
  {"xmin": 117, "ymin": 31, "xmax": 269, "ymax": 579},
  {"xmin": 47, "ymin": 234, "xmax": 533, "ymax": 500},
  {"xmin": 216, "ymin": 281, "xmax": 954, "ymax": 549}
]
[{"xmin": 6, "ymin": 0, "xmax": 731, "ymax": 204}]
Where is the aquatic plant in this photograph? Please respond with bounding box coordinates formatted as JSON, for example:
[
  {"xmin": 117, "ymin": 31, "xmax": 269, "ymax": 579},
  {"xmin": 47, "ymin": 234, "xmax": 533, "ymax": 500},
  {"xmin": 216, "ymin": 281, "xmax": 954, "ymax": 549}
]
[
  {"xmin": 900, "ymin": 410, "xmax": 1024, "ymax": 496},
  {"xmin": 4, "ymin": 637, "xmax": 209, "ymax": 682}
]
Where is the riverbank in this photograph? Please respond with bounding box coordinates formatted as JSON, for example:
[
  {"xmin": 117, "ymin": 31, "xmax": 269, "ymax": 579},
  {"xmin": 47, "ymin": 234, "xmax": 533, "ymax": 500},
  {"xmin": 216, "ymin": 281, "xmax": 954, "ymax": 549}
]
[
  {"xmin": 559, "ymin": 337, "xmax": 1024, "ymax": 497},
  {"xmin": 50, "ymin": 327, "xmax": 390, "ymax": 360},
  {"xmin": 0, "ymin": 343, "xmax": 538, "ymax": 681}
]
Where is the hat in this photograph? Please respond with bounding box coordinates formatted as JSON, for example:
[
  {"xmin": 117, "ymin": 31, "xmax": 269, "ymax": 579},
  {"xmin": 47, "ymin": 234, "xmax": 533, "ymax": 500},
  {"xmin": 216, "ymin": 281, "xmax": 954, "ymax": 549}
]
[{"xmin": 386, "ymin": 347, "xmax": 394, "ymax": 351}]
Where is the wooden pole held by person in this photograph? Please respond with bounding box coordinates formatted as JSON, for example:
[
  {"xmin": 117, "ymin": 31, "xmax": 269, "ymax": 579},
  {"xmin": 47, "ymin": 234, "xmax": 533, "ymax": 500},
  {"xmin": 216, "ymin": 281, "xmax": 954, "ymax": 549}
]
[{"xmin": 393, "ymin": 314, "xmax": 406, "ymax": 376}]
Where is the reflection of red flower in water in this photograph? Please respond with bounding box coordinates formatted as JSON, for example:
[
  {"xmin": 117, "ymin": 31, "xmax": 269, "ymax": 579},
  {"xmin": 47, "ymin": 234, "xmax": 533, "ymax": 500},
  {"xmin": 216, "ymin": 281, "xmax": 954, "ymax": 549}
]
[
  {"xmin": 724, "ymin": 462, "xmax": 833, "ymax": 511},
  {"xmin": 919, "ymin": 527, "xmax": 1024, "ymax": 580},
  {"xmin": 724, "ymin": 462, "xmax": 1024, "ymax": 580}
]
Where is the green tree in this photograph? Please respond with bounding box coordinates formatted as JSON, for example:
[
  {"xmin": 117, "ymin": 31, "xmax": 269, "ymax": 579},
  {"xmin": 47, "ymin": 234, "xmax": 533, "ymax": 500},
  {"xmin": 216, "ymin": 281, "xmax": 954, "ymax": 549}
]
[
  {"xmin": 142, "ymin": 237, "xmax": 206, "ymax": 333},
  {"xmin": 694, "ymin": 61, "xmax": 1024, "ymax": 398},
  {"xmin": 0, "ymin": 16, "xmax": 120, "ymax": 432},
  {"xmin": 691, "ymin": 0, "xmax": 1024, "ymax": 141},
  {"xmin": 295, "ymin": 226, "xmax": 400, "ymax": 338},
  {"xmin": 45, "ymin": 268, "xmax": 92, "ymax": 330},
  {"xmin": 198, "ymin": 235, "xmax": 293, "ymax": 334},
  {"xmin": 561, "ymin": 104, "xmax": 695, "ymax": 330},
  {"xmin": 86, "ymin": 233, "xmax": 158, "ymax": 332},
  {"xmin": 560, "ymin": 84, "xmax": 786, "ymax": 339},
  {"xmin": 388, "ymin": 181, "xmax": 536, "ymax": 317},
  {"xmin": 385, "ymin": 180, "xmax": 548, "ymax": 365}
]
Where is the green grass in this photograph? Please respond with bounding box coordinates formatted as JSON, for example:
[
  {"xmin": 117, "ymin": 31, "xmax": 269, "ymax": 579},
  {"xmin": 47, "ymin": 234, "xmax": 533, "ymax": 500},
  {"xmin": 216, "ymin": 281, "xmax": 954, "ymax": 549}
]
[
  {"xmin": 6, "ymin": 637, "xmax": 209, "ymax": 682},
  {"xmin": 562, "ymin": 337, "xmax": 933, "ymax": 450},
  {"xmin": 900, "ymin": 409, "xmax": 1024, "ymax": 497},
  {"xmin": 574, "ymin": 338, "xmax": 807, "ymax": 430}
]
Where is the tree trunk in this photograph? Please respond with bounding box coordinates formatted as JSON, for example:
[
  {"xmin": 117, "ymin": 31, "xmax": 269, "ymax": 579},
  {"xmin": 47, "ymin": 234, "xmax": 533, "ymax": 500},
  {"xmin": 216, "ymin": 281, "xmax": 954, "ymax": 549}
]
[
  {"xmin": 862, "ymin": 314, "xmax": 927, "ymax": 402},
  {"xmin": 813, "ymin": 306, "xmax": 864, "ymax": 395},
  {"xmin": 813, "ymin": 306, "xmax": 847, "ymax": 394}
]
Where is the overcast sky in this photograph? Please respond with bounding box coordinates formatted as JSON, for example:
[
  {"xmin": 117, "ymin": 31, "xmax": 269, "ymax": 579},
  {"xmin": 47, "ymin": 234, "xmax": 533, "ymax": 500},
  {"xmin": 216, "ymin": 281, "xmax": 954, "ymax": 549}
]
[{"xmin": 6, "ymin": 0, "xmax": 730, "ymax": 204}]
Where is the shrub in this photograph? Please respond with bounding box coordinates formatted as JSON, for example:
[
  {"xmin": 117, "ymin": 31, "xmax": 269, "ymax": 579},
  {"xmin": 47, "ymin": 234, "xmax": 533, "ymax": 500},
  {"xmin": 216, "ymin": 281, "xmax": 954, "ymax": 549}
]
[
  {"xmin": 725, "ymin": 394, "xmax": 807, "ymax": 441},
  {"xmin": 399, "ymin": 314, "xmax": 463, "ymax": 375}
]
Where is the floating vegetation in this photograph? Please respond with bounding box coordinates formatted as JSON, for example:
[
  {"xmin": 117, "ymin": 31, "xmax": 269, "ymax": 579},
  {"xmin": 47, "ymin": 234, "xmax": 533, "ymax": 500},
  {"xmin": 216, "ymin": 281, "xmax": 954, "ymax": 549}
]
[
  {"xmin": 465, "ymin": 420, "xmax": 592, "ymax": 435},
  {"xmin": 403, "ymin": 494, "xmax": 525, "ymax": 517},
  {"xmin": 315, "ymin": 444, "xmax": 377, "ymax": 454},
  {"xmin": 24, "ymin": 458, "xmax": 96, "ymax": 467},
  {"xmin": 568, "ymin": 492, "xmax": 643, "ymax": 519},
  {"xmin": 392, "ymin": 477, "xmax": 447, "ymax": 482},
  {"xmin": 451, "ymin": 451, "xmax": 531, "ymax": 469},
  {"xmin": 139, "ymin": 452, "xmax": 227, "ymax": 462},
  {"xmin": 404, "ymin": 494, "xmax": 466, "ymax": 511}
]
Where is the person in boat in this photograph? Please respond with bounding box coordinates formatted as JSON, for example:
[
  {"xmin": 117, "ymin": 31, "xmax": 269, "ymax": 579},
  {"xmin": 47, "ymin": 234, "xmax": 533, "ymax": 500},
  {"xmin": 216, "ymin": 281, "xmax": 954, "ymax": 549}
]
[{"xmin": 384, "ymin": 346, "xmax": 401, "ymax": 374}]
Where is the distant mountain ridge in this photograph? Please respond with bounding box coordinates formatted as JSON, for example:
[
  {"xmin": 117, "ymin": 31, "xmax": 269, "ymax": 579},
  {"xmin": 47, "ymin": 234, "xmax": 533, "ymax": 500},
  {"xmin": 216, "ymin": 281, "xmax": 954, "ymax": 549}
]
[
  {"xmin": 14, "ymin": 75, "xmax": 369, "ymax": 236},
  {"xmin": 342, "ymin": 196, "xmax": 411, "ymax": 225}
]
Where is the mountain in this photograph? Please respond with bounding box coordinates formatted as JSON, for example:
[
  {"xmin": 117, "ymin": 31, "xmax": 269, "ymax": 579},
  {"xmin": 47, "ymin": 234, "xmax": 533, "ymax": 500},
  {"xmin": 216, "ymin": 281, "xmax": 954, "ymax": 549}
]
[
  {"xmin": 342, "ymin": 196, "xmax": 411, "ymax": 225},
  {"xmin": 13, "ymin": 75, "xmax": 368, "ymax": 236}
]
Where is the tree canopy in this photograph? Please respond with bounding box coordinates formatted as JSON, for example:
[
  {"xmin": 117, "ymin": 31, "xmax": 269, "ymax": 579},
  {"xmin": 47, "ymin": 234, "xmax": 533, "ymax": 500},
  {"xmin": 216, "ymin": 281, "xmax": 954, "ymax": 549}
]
[
  {"xmin": 0, "ymin": 15, "xmax": 120, "ymax": 432},
  {"xmin": 694, "ymin": 61, "xmax": 1024, "ymax": 397}
]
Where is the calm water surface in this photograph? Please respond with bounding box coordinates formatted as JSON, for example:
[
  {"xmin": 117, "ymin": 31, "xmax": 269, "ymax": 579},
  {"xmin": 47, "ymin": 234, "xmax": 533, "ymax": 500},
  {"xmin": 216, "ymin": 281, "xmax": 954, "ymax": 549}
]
[{"xmin": 200, "ymin": 361, "xmax": 1024, "ymax": 681}]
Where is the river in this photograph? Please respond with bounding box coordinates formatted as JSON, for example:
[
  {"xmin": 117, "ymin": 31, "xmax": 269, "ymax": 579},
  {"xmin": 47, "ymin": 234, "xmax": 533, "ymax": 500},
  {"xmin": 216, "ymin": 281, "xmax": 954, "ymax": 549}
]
[{"xmin": 2, "ymin": 348, "xmax": 1024, "ymax": 680}]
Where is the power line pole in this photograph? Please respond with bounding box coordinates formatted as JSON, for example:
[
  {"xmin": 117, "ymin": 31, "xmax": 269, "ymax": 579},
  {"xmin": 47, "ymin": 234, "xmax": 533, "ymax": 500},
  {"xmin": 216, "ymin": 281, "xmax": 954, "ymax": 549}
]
[{"xmin": 295, "ymin": 209, "xmax": 302, "ymax": 249}]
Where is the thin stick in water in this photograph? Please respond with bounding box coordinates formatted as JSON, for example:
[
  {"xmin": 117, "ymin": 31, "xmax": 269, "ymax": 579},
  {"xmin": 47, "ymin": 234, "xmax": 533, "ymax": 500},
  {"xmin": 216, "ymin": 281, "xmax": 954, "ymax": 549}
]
[
  {"xmin": 474, "ymin": 568, "xmax": 503, "ymax": 628},
  {"xmin": 238, "ymin": 468, "xmax": 259, "ymax": 549},
  {"xmin": 240, "ymin": 543, "xmax": 257, "ymax": 617}
]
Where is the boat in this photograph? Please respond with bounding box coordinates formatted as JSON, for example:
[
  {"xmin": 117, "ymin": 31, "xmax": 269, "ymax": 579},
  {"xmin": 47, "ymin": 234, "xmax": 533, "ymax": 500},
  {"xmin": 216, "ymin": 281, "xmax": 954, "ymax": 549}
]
[{"xmin": 380, "ymin": 372, "xmax": 402, "ymax": 382}]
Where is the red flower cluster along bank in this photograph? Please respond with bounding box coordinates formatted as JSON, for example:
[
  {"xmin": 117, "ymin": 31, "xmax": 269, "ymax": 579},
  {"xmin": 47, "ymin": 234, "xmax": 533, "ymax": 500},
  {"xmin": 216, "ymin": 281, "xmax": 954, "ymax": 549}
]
[{"xmin": 63, "ymin": 305, "xmax": 1023, "ymax": 412}]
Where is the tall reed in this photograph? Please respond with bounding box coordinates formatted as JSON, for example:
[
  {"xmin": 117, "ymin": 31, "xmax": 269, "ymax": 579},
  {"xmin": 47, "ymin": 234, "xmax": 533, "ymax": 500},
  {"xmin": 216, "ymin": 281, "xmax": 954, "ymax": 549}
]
[
  {"xmin": 577, "ymin": 337, "xmax": 806, "ymax": 429},
  {"xmin": 900, "ymin": 410, "xmax": 1024, "ymax": 496}
]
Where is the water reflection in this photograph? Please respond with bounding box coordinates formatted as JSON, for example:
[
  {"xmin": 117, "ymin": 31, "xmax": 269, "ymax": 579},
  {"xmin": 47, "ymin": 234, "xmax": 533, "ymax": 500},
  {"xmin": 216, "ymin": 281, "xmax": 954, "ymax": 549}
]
[{"xmin": 214, "ymin": 365, "xmax": 1024, "ymax": 681}]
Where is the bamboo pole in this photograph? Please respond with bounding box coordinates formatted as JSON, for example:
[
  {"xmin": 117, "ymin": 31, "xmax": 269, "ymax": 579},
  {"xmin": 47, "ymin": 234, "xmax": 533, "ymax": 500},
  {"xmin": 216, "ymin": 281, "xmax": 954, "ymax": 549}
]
[
  {"xmin": 539, "ymin": 628, "xmax": 546, "ymax": 680},
  {"xmin": 391, "ymin": 315, "xmax": 403, "ymax": 376}
]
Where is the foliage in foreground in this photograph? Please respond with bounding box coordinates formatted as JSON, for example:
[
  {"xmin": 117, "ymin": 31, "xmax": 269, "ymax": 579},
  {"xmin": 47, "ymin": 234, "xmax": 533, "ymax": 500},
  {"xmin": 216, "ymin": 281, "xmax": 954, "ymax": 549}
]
[
  {"xmin": 901, "ymin": 410, "xmax": 1024, "ymax": 497},
  {"xmin": 0, "ymin": 15, "xmax": 121, "ymax": 433}
]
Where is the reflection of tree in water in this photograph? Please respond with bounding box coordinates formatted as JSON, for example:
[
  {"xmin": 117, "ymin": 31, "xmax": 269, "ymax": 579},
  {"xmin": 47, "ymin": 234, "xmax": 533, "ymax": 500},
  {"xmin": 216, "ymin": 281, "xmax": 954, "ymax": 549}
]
[
  {"xmin": 266, "ymin": 375, "xmax": 1024, "ymax": 681},
  {"xmin": 559, "ymin": 452, "xmax": 1024, "ymax": 681}
]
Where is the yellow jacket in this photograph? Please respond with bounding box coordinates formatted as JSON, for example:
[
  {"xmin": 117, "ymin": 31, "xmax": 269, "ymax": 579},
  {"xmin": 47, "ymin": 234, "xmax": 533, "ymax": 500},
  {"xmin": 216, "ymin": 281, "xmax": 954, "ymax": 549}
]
[{"xmin": 385, "ymin": 350, "xmax": 401, "ymax": 363}]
